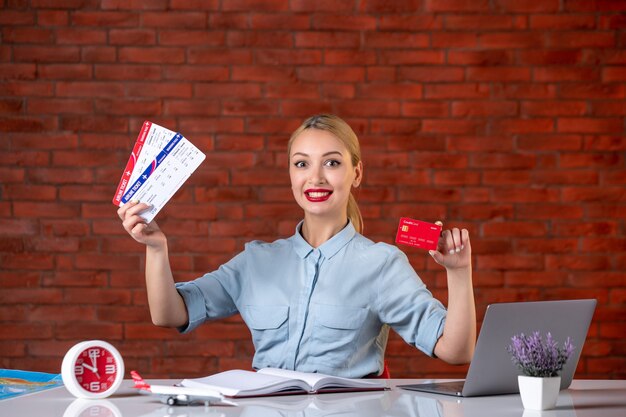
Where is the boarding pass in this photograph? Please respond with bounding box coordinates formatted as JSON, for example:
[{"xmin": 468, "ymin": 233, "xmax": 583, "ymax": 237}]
[
  {"xmin": 112, "ymin": 121, "xmax": 205, "ymax": 223},
  {"xmin": 112, "ymin": 121, "xmax": 180, "ymax": 206}
]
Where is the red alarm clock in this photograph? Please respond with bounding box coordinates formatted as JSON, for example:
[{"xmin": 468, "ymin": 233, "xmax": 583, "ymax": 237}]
[{"xmin": 61, "ymin": 340, "xmax": 124, "ymax": 399}]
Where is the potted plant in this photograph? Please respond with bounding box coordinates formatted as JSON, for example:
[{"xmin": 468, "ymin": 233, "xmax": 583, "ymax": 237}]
[{"xmin": 507, "ymin": 331, "xmax": 575, "ymax": 410}]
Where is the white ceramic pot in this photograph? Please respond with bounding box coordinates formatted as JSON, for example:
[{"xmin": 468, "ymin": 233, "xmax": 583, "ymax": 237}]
[{"xmin": 518, "ymin": 375, "xmax": 561, "ymax": 410}]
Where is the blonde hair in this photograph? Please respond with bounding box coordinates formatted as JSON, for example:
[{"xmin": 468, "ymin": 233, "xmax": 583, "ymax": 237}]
[{"xmin": 288, "ymin": 114, "xmax": 363, "ymax": 234}]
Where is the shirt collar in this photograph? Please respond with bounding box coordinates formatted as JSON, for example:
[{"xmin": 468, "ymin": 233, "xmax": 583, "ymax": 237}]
[{"xmin": 291, "ymin": 220, "xmax": 357, "ymax": 260}]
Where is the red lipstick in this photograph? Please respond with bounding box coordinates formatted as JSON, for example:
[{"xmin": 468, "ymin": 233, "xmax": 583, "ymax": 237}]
[{"xmin": 304, "ymin": 188, "xmax": 333, "ymax": 202}]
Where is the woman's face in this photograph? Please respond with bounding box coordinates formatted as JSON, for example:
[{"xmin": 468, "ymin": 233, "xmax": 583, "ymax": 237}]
[{"xmin": 289, "ymin": 129, "xmax": 362, "ymax": 220}]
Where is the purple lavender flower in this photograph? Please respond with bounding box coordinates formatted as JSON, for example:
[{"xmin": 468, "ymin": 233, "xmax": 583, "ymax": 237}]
[{"xmin": 507, "ymin": 331, "xmax": 575, "ymax": 377}]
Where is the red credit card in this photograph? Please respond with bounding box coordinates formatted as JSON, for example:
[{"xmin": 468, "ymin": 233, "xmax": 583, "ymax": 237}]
[{"xmin": 395, "ymin": 217, "xmax": 442, "ymax": 251}]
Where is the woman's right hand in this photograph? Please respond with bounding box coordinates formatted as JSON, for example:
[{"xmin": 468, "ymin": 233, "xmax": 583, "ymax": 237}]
[
  {"xmin": 117, "ymin": 201, "xmax": 166, "ymax": 248},
  {"xmin": 118, "ymin": 201, "xmax": 187, "ymax": 328}
]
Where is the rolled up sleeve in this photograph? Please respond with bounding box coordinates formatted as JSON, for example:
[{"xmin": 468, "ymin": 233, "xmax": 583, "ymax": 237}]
[
  {"xmin": 175, "ymin": 282, "xmax": 209, "ymax": 333},
  {"xmin": 376, "ymin": 248, "xmax": 447, "ymax": 357},
  {"xmin": 174, "ymin": 251, "xmax": 246, "ymax": 333}
]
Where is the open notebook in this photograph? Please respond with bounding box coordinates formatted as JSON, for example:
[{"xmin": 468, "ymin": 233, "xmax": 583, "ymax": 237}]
[{"xmin": 180, "ymin": 368, "xmax": 387, "ymax": 398}]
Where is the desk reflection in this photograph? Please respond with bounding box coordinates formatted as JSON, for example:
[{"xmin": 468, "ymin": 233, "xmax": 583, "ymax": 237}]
[
  {"xmin": 236, "ymin": 391, "xmax": 389, "ymax": 417},
  {"xmin": 83, "ymin": 389, "xmax": 580, "ymax": 417},
  {"xmin": 133, "ymin": 391, "xmax": 426, "ymax": 417},
  {"xmin": 134, "ymin": 391, "xmax": 391, "ymax": 417},
  {"xmin": 63, "ymin": 399, "xmax": 123, "ymax": 417},
  {"xmin": 401, "ymin": 390, "xmax": 576, "ymax": 417}
]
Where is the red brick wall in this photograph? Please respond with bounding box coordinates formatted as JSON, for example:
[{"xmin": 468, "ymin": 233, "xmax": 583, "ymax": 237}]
[{"xmin": 1, "ymin": 1, "xmax": 625, "ymax": 379}]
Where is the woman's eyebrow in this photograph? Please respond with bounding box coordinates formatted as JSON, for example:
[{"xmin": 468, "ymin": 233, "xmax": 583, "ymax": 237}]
[{"xmin": 291, "ymin": 151, "xmax": 344, "ymax": 158}]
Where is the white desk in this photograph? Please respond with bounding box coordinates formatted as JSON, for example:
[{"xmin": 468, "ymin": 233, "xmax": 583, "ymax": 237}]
[{"xmin": 1, "ymin": 379, "xmax": 625, "ymax": 417}]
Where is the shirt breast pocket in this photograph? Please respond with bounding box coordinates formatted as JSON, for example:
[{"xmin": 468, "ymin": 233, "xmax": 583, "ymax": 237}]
[
  {"xmin": 309, "ymin": 303, "xmax": 368, "ymax": 367},
  {"xmin": 244, "ymin": 305, "xmax": 289, "ymax": 364}
]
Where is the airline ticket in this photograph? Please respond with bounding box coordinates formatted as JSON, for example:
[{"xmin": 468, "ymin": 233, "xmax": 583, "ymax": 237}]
[
  {"xmin": 113, "ymin": 121, "xmax": 205, "ymax": 223},
  {"xmin": 112, "ymin": 121, "xmax": 179, "ymax": 206}
]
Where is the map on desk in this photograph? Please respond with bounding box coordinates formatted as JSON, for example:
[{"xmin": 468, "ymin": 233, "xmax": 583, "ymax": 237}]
[{"xmin": 0, "ymin": 369, "xmax": 63, "ymax": 401}]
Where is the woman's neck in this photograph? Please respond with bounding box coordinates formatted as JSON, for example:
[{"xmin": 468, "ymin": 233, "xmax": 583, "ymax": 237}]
[{"xmin": 301, "ymin": 215, "xmax": 348, "ymax": 248}]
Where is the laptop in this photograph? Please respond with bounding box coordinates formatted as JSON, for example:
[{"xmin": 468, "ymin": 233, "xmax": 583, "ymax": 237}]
[{"xmin": 399, "ymin": 299, "xmax": 596, "ymax": 397}]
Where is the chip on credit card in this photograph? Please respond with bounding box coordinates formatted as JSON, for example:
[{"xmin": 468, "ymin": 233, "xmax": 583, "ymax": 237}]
[{"xmin": 395, "ymin": 217, "xmax": 442, "ymax": 251}]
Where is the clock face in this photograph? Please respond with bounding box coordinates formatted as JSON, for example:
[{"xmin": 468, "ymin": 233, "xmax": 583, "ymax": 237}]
[
  {"xmin": 62, "ymin": 340, "xmax": 124, "ymax": 399},
  {"xmin": 73, "ymin": 346, "xmax": 119, "ymax": 393}
]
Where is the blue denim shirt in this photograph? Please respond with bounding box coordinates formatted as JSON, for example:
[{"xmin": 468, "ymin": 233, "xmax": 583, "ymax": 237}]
[{"xmin": 176, "ymin": 221, "xmax": 446, "ymax": 378}]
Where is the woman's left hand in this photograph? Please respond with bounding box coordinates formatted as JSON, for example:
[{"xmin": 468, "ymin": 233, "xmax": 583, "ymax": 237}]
[{"xmin": 429, "ymin": 221, "xmax": 471, "ymax": 271}]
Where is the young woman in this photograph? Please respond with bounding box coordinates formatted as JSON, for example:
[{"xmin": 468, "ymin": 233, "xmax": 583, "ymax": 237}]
[{"xmin": 118, "ymin": 114, "xmax": 476, "ymax": 378}]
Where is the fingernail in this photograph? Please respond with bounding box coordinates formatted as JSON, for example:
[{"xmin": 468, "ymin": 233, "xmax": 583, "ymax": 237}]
[
  {"xmin": 449, "ymin": 249, "xmax": 455, "ymax": 255},
  {"xmin": 131, "ymin": 199, "xmax": 139, "ymax": 204},
  {"xmin": 456, "ymin": 247, "xmax": 461, "ymax": 253},
  {"xmin": 428, "ymin": 250, "xmax": 435, "ymax": 256},
  {"xmin": 461, "ymin": 245, "xmax": 465, "ymax": 250}
]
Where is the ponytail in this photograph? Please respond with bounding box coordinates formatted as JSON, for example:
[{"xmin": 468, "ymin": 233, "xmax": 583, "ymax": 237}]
[{"xmin": 347, "ymin": 193, "xmax": 363, "ymax": 234}]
